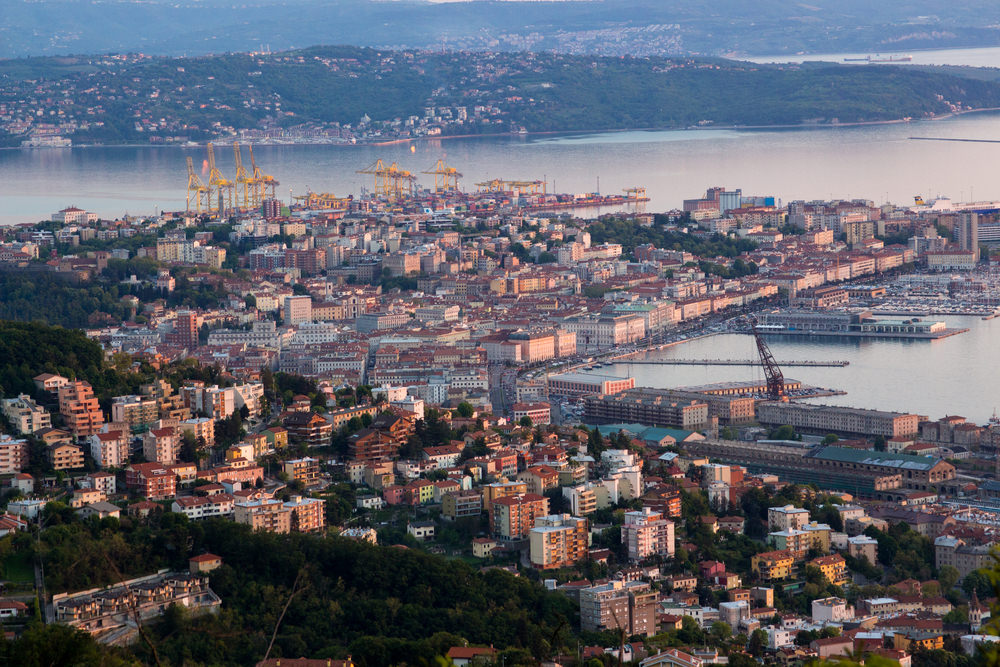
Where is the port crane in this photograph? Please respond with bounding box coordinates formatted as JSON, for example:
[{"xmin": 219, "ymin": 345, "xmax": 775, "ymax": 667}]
[
  {"xmin": 357, "ymin": 159, "xmax": 417, "ymax": 201},
  {"xmin": 247, "ymin": 144, "xmax": 278, "ymax": 203},
  {"xmin": 474, "ymin": 179, "xmax": 547, "ymax": 195},
  {"xmin": 206, "ymin": 143, "xmax": 234, "ymax": 214},
  {"xmin": 185, "ymin": 157, "xmax": 210, "ymax": 214},
  {"xmin": 232, "ymin": 142, "xmax": 256, "ymax": 209},
  {"xmin": 422, "ymin": 159, "xmax": 462, "ymax": 193},
  {"xmin": 745, "ymin": 311, "xmax": 785, "ymax": 401},
  {"xmin": 292, "ymin": 190, "xmax": 353, "ymax": 209}
]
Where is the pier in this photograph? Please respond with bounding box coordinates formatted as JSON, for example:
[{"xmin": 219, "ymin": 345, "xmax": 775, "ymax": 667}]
[{"xmin": 617, "ymin": 358, "xmax": 849, "ymax": 367}]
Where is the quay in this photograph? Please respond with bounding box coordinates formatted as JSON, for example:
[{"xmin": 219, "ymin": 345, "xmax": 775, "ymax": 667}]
[{"xmin": 617, "ymin": 358, "xmax": 849, "ymax": 367}]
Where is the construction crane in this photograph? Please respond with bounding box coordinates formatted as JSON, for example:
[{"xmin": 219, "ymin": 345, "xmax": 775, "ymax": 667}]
[
  {"xmin": 205, "ymin": 143, "xmax": 234, "ymax": 214},
  {"xmin": 422, "ymin": 159, "xmax": 462, "ymax": 193},
  {"xmin": 745, "ymin": 311, "xmax": 785, "ymax": 401},
  {"xmin": 232, "ymin": 142, "xmax": 256, "ymax": 209},
  {"xmin": 185, "ymin": 156, "xmax": 210, "ymax": 214},
  {"xmin": 247, "ymin": 144, "xmax": 278, "ymax": 203}
]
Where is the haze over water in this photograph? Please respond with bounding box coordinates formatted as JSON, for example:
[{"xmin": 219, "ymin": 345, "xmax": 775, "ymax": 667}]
[{"xmin": 4, "ymin": 109, "xmax": 1000, "ymax": 226}]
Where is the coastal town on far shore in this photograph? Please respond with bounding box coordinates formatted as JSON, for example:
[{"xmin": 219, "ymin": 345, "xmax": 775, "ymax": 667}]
[{"xmin": 3, "ymin": 159, "xmax": 1000, "ymax": 666}]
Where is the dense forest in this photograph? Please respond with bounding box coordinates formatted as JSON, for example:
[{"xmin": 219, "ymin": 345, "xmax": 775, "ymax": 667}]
[{"xmin": 3, "ymin": 515, "xmax": 578, "ymax": 666}]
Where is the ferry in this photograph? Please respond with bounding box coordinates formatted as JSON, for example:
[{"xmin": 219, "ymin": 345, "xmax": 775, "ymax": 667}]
[{"xmin": 843, "ymin": 54, "xmax": 913, "ymax": 63}]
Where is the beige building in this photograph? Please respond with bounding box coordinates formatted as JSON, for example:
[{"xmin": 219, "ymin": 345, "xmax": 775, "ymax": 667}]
[
  {"xmin": 529, "ymin": 514, "xmax": 588, "ymax": 570},
  {"xmin": 47, "ymin": 443, "xmax": 85, "ymax": 470},
  {"xmin": 1, "ymin": 394, "xmax": 51, "ymax": 434},
  {"xmin": 234, "ymin": 498, "xmax": 292, "ymax": 533},
  {"xmin": 580, "ymin": 580, "xmax": 658, "ymax": 637},
  {"xmin": 622, "ymin": 507, "xmax": 675, "ymax": 562}
]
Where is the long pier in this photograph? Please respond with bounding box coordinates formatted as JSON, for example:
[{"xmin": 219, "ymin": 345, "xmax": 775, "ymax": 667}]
[{"xmin": 616, "ymin": 358, "xmax": 849, "ymax": 367}]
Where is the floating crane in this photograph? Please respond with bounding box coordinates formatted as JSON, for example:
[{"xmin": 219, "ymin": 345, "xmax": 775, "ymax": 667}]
[
  {"xmin": 232, "ymin": 142, "xmax": 256, "ymax": 210},
  {"xmin": 422, "ymin": 159, "xmax": 462, "ymax": 193},
  {"xmin": 206, "ymin": 142, "xmax": 234, "ymax": 214},
  {"xmin": 745, "ymin": 311, "xmax": 785, "ymax": 401},
  {"xmin": 185, "ymin": 156, "xmax": 210, "ymax": 214},
  {"xmin": 247, "ymin": 144, "xmax": 278, "ymax": 203}
]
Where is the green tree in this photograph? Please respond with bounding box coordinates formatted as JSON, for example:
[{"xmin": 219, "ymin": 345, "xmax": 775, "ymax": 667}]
[{"xmin": 456, "ymin": 402, "xmax": 474, "ymax": 418}]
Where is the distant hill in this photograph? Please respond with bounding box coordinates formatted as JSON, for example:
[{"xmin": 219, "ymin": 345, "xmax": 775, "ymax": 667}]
[
  {"xmin": 4, "ymin": 47, "xmax": 1000, "ymax": 146},
  {"xmin": 4, "ymin": 0, "xmax": 1000, "ymax": 59}
]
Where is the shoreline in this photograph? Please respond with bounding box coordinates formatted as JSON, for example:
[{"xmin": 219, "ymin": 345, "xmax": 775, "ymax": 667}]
[{"xmin": 7, "ymin": 106, "xmax": 1000, "ymax": 152}]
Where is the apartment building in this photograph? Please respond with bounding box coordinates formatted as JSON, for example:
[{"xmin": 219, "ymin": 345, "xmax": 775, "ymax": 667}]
[
  {"xmin": 752, "ymin": 550, "xmax": 795, "ymax": 581},
  {"xmin": 579, "ymin": 580, "xmax": 658, "ymax": 637},
  {"xmin": 110, "ymin": 395, "xmax": 159, "ymax": 431},
  {"xmin": 126, "ymin": 462, "xmax": 177, "ymax": 500},
  {"xmin": 58, "ymin": 381, "xmax": 105, "ymax": 439},
  {"xmin": 0, "ymin": 435, "xmax": 29, "ymax": 475},
  {"xmin": 768, "ymin": 505, "xmax": 810, "ymax": 532},
  {"xmin": 89, "ymin": 431, "xmax": 130, "ymax": 469},
  {"xmin": 283, "ymin": 457, "xmax": 320, "ymax": 486},
  {"xmin": 491, "ymin": 493, "xmax": 549, "ymax": 541},
  {"xmin": 143, "ymin": 427, "xmax": 180, "ymax": 466},
  {"xmin": 171, "ymin": 495, "xmax": 235, "ymax": 520},
  {"xmin": 442, "ymin": 490, "xmax": 483, "ymax": 519},
  {"xmin": 1, "ymin": 394, "xmax": 51, "ymax": 434},
  {"xmin": 284, "ymin": 495, "xmax": 326, "ymax": 532},
  {"xmin": 529, "ymin": 514, "xmax": 588, "ymax": 570},
  {"xmin": 47, "ymin": 443, "xmax": 84, "ymax": 471},
  {"xmin": 234, "ymin": 498, "xmax": 292, "ymax": 533},
  {"xmin": 622, "ymin": 507, "xmax": 675, "ymax": 562}
]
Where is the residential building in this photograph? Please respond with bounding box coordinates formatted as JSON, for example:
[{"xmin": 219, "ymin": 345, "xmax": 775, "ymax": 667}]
[
  {"xmin": 752, "ymin": 550, "xmax": 795, "ymax": 581},
  {"xmin": 89, "ymin": 430, "xmax": 130, "ymax": 469},
  {"xmin": 810, "ymin": 554, "xmax": 850, "ymax": 586},
  {"xmin": 580, "ymin": 580, "xmax": 658, "ymax": 637},
  {"xmin": 935, "ymin": 536, "xmax": 996, "ymax": 579},
  {"xmin": 529, "ymin": 514, "xmax": 588, "ymax": 569},
  {"xmin": 125, "ymin": 462, "xmax": 178, "ymax": 500},
  {"xmin": 622, "ymin": 508, "xmax": 675, "ymax": 562},
  {"xmin": 491, "ymin": 493, "xmax": 549, "ymax": 541},
  {"xmin": 1, "ymin": 394, "xmax": 51, "ymax": 434},
  {"xmin": 143, "ymin": 427, "xmax": 180, "ymax": 465},
  {"xmin": 442, "ymin": 490, "xmax": 483, "ymax": 519},
  {"xmin": 0, "ymin": 435, "xmax": 29, "ymax": 475},
  {"xmin": 283, "ymin": 457, "xmax": 320, "ymax": 486},
  {"xmin": 110, "ymin": 395, "xmax": 159, "ymax": 431},
  {"xmin": 284, "ymin": 411, "xmax": 333, "ymax": 447},
  {"xmin": 58, "ymin": 381, "xmax": 105, "ymax": 439},
  {"xmin": 285, "ymin": 495, "xmax": 326, "ymax": 532},
  {"xmin": 768, "ymin": 505, "xmax": 810, "ymax": 532},
  {"xmin": 47, "ymin": 443, "xmax": 84, "ymax": 471},
  {"xmin": 234, "ymin": 498, "xmax": 292, "ymax": 533}
]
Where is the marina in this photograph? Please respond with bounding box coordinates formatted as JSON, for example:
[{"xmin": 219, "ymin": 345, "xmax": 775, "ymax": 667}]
[{"xmin": 617, "ymin": 358, "xmax": 849, "ymax": 367}]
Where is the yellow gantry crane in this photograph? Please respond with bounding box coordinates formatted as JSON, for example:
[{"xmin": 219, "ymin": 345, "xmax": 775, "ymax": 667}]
[
  {"xmin": 248, "ymin": 144, "xmax": 278, "ymax": 203},
  {"xmin": 206, "ymin": 142, "xmax": 234, "ymax": 214},
  {"xmin": 185, "ymin": 156, "xmax": 210, "ymax": 214},
  {"xmin": 475, "ymin": 178, "xmax": 546, "ymax": 195},
  {"xmin": 422, "ymin": 159, "xmax": 462, "ymax": 193},
  {"xmin": 292, "ymin": 191, "xmax": 353, "ymax": 209},
  {"xmin": 624, "ymin": 186, "xmax": 647, "ymax": 200},
  {"xmin": 357, "ymin": 159, "xmax": 417, "ymax": 201},
  {"xmin": 232, "ymin": 142, "xmax": 256, "ymax": 209}
]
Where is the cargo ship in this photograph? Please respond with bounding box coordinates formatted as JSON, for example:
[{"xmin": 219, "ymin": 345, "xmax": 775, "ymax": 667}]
[{"xmin": 843, "ymin": 54, "xmax": 913, "ymax": 63}]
